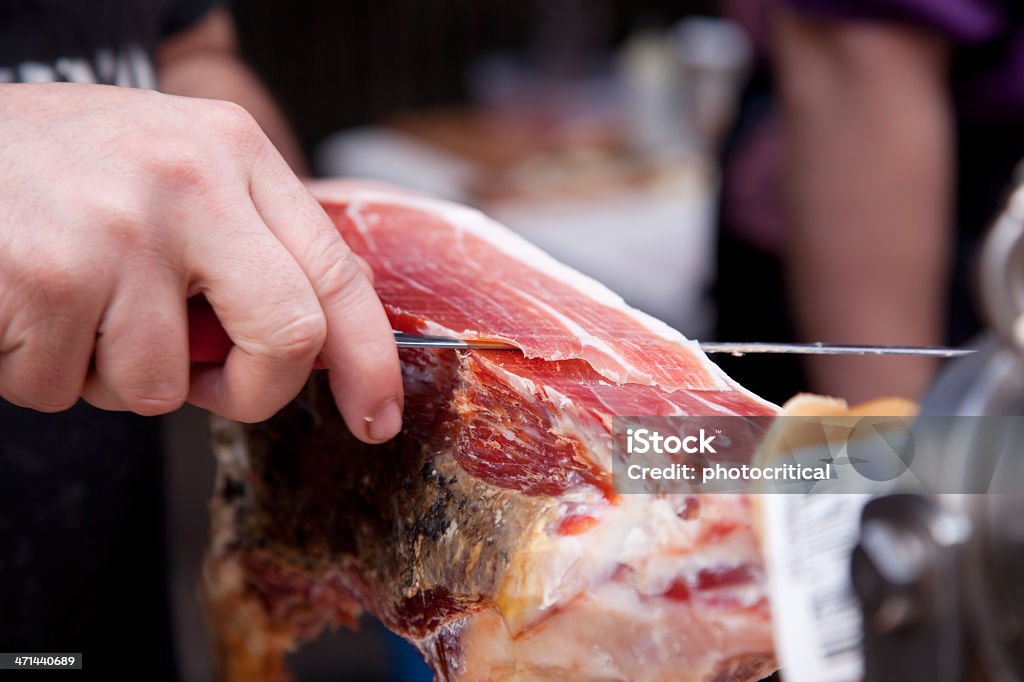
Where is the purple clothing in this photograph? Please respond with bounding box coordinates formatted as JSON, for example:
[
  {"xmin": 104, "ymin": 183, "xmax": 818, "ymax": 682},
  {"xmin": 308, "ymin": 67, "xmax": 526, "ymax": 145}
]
[{"xmin": 788, "ymin": 0, "xmax": 1024, "ymax": 125}]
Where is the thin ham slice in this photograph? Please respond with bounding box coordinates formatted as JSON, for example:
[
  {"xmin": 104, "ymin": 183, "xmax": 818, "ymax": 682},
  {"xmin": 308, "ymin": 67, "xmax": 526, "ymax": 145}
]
[
  {"xmin": 314, "ymin": 181, "xmax": 738, "ymax": 393},
  {"xmin": 203, "ymin": 181, "xmax": 780, "ymax": 682}
]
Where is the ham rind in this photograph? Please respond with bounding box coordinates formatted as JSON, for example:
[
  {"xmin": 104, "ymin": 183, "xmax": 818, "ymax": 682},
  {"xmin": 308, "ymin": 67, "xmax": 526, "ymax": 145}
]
[{"xmin": 203, "ymin": 182, "xmax": 780, "ymax": 682}]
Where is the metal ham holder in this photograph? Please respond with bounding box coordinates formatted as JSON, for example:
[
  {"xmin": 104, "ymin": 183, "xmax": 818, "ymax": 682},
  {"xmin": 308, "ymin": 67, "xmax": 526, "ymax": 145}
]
[{"xmin": 849, "ymin": 174, "xmax": 1024, "ymax": 682}]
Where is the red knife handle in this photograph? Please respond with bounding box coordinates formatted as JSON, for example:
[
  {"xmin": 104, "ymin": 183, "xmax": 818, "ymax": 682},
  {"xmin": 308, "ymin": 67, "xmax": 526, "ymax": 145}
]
[
  {"xmin": 188, "ymin": 296, "xmax": 232, "ymax": 364},
  {"xmin": 188, "ymin": 296, "xmax": 326, "ymax": 369}
]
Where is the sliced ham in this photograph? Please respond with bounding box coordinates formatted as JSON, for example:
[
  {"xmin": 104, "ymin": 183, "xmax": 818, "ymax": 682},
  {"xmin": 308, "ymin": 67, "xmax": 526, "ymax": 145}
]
[{"xmin": 316, "ymin": 182, "xmax": 738, "ymax": 392}]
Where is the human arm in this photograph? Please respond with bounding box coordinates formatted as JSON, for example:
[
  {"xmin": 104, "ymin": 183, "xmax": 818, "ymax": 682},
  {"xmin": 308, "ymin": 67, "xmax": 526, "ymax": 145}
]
[{"xmin": 775, "ymin": 8, "xmax": 954, "ymax": 402}]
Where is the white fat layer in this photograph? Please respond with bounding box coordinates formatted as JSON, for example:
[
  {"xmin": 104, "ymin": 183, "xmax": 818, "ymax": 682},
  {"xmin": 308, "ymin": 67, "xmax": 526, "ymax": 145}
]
[
  {"xmin": 505, "ymin": 491, "xmax": 765, "ymax": 635},
  {"xmin": 495, "ymin": 578, "xmax": 773, "ymax": 682},
  {"xmin": 318, "ymin": 184, "xmax": 733, "ymax": 389}
]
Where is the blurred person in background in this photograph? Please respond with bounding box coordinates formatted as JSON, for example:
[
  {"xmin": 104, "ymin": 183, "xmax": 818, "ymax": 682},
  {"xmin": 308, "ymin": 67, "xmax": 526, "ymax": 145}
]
[
  {"xmin": 716, "ymin": 0, "xmax": 1024, "ymax": 405},
  {"xmin": 0, "ymin": 1, "xmax": 404, "ymax": 677}
]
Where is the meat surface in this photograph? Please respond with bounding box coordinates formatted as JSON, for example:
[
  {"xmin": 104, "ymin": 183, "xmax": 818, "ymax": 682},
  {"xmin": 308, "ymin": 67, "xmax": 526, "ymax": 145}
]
[{"xmin": 204, "ymin": 182, "xmax": 780, "ymax": 681}]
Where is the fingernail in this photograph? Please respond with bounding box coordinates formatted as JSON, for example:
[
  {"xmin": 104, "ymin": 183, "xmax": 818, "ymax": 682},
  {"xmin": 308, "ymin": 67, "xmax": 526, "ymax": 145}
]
[{"xmin": 365, "ymin": 398, "xmax": 402, "ymax": 442}]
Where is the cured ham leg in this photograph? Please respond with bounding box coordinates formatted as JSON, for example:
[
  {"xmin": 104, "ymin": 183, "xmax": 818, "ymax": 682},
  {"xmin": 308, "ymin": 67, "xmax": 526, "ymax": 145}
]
[{"xmin": 204, "ymin": 182, "xmax": 780, "ymax": 681}]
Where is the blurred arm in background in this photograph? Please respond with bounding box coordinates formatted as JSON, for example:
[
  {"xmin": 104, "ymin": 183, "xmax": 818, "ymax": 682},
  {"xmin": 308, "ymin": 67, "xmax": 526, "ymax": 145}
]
[
  {"xmin": 158, "ymin": 6, "xmax": 309, "ymax": 175},
  {"xmin": 775, "ymin": 8, "xmax": 953, "ymax": 403}
]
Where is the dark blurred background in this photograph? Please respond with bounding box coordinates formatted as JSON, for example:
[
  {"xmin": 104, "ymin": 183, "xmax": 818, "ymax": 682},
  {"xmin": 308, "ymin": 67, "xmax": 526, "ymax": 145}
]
[{"xmin": 230, "ymin": 0, "xmax": 716, "ymax": 158}]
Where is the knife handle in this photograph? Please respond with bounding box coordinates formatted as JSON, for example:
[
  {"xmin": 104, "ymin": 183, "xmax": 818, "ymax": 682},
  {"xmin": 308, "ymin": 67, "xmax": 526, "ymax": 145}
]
[
  {"xmin": 188, "ymin": 296, "xmax": 327, "ymax": 369},
  {"xmin": 187, "ymin": 296, "xmax": 231, "ymax": 364}
]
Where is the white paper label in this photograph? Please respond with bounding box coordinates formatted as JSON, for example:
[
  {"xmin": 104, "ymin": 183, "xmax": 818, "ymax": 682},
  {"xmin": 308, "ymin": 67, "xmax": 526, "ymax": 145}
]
[{"xmin": 762, "ymin": 494, "xmax": 870, "ymax": 682}]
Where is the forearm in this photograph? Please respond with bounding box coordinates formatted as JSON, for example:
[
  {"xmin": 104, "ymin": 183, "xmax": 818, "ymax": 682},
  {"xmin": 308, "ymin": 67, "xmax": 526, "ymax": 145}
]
[
  {"xmin": 157, "ymin": 8, "xmax": 308, "ymax": 175},
  {"xmin": 776, "ymin": 10, "xmax": 953, "ymax": 402}
]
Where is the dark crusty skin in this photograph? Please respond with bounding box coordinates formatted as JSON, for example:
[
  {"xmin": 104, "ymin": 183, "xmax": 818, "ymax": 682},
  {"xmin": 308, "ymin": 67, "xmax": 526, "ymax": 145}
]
[{"xmin": 204, "ymin": 350, "xmax": 559, "ymax": 681}]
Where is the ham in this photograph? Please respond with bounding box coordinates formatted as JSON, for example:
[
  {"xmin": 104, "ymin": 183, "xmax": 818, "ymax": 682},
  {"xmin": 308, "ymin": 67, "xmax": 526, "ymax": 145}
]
[{"xmin": 203, "ymin": 182, "xmax": 780, "ymax": 681}]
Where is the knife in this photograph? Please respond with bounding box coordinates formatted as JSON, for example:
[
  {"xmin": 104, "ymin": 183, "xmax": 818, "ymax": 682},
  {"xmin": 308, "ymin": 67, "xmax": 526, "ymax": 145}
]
[
  {"xmin": 393, "ymin": 335, "xmax": 973, "ymax": 357},
  {"xmin": 188, "ymin": 298, "xmax": 971, "ymax": 363},
  {"xmin": 694, "ymin": 342, "xmax": 973, "ymax": 358}
]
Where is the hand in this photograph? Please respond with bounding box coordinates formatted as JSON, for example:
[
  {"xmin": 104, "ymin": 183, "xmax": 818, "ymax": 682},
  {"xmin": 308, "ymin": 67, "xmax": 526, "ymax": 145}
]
[{"xmin": 0, "ymin": 83, "xmax": 403, "ymax": 442}]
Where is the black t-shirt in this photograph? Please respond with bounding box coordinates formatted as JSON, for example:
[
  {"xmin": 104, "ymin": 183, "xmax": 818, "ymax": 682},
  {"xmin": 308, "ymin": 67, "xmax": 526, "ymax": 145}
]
[
  {"xmin": 0, "ymin": 2, "xmax": 216, "ymax": 679},
  {"xmin": 0, "ymin": 0, "xmax": 215, "ymax": 86}
]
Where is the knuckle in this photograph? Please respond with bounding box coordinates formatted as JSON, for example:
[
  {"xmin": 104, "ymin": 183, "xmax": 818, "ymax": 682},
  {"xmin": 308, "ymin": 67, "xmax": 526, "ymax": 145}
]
[
  {"xmin": 210, "ymin": 99, "xmax": 256, "ymax": 129},
  {"xmin": 144, "ymin": 142, "xmax": 211, "ymax": 196},
  {"xmin": 353, "ymin": 254, "xmax": 376, "ymax": 285},
  {"xmin": 229, "ymin": 402, "xmax": 279, "ymax": 425},
  {"xmin": 312, "ymin": 239, "xmax": 366, "ymax": 303},
  {"xmin": 4, "ymin": 386, "xmax": 79, "ymax": 413},
  {"xmin": 26, "ymin": 254, "xmax": 90, "ymax": 306},
  {"xmin": 122, "ymin": 388, "xmax": 187, "ymax": 417},
  {"xmin": 138, "ymin": 134, "xmax": 216, "ymax": 199},
  {"xmin": 110, "ymin": 326, "xmax": 189, "ymax": 416},
  {"xmin": 214, "ymin": 386, "xmax": 287, "ymax": 424},
  {"xmin": 33, "ymin": 394, "xmax": 80, "ymax": 412},
  {"xmin": 203, "ymin": 100, "xmax": 266, "ymax": 157},
  {"xmin": 92, "ymin": 200, "xmax": 147, "ymax": 252},
  {"xmin": 116, "ymin": 369, "xmax": 188, "ymax": 416},
  {"xmin": 262, "ymin": 309, "xmax": 327, "ymax": 362}
]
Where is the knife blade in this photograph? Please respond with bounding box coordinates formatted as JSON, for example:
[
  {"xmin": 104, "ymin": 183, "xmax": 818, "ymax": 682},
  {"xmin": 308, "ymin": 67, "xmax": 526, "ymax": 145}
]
[
  {"xmin": 392, "ymin": 332, "xmax": 518, "ymax": 350},
  {"xmin": 392, "ymin": 335, "xmax": 974, "ymax": 357},
  {"xmin": 400, "ymin": 336, "xmax": 975, "ymax": 356},
  {"xmin": 694, "ymin": 342, "xmax": 974, "ymax": 358}
]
